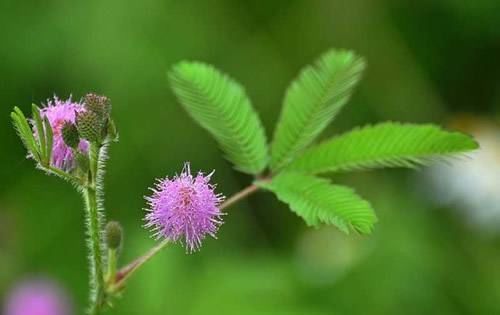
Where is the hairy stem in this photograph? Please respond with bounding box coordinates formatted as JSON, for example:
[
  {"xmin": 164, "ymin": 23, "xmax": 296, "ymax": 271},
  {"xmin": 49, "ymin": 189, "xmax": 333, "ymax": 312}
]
[
  {"xmin": 112, "ymin": 239, "xmax": 169, "ymax": 291},
  {"xmin": 84, "ymin": 143, "xmax": 106, "ymax": 315},
  {"xmin": 220, "ymin": 184, "xmax": 260, "ymax": 210},
  {"xmin": 83, "ymin": 187, "xmax": 104, "ymax": 314},
  {"xmin": 114, "ymin": 183, "xmax": 261, "ymax": 287}
]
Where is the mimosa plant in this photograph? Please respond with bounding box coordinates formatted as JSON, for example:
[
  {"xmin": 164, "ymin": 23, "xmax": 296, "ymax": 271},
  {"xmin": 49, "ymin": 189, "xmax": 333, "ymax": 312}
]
[{"xmin": 11, "ymin": 49, "xmax": 478, "ymax": 314}]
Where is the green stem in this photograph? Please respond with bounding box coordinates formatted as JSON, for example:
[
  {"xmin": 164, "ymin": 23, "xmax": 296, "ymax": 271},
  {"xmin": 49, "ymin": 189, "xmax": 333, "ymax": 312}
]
[{"xmin": 84, "ymin": 143, "xmax": 106, "ymax": 315}]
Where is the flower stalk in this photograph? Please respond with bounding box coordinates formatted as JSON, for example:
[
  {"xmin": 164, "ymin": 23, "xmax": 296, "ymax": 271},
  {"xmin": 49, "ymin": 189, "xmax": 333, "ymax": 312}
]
[{"xmin": 113, "ymin": 182, "xmax": 262, "ymax": 287}]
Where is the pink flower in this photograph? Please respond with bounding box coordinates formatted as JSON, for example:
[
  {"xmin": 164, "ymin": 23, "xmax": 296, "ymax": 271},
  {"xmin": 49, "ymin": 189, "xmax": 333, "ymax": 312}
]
[
  {"xmin": 3, "ymin": 278, "xmax": 72, "ymax": 315},
  {"xmin": 34, "ymin": 96, "xmax": 88, "ymax": 171},
  {"xmin": 145, "ymin": 163, "xmax": 225, "ymax": 252}
]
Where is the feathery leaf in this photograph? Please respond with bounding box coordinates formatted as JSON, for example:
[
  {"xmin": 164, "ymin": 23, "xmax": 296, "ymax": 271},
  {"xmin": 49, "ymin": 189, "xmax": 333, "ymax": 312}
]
[
  {"xmin": 285, "ymin": 122, "xmax": 479, "ymax": 174},
  {"xmin": 169, "ymin": 62, "xmax": 268, "ymax": 175},
  {"xmin": 257, "ymin": 172, "xmax": 376, "ymax": 234},
  {"xmin": 270, "ymin": 49, "xmax": 365, "ymax": 171}
]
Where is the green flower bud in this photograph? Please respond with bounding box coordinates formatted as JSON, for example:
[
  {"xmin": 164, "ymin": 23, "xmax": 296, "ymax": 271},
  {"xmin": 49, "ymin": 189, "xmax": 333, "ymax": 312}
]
[
  {"xmin": 61, "ymin": 122, "xmax": 80, "ymax": 149},
  {"xmin": 76, "ymin": 111, "xmax": 100, "ymax": 142},
  {"xmin": 105, "ymin": 221, "xmax": 123, "ymax": 250},
  {"xmin": 84, "ymin": 93, "xmax": 111, "ymax": 119}
]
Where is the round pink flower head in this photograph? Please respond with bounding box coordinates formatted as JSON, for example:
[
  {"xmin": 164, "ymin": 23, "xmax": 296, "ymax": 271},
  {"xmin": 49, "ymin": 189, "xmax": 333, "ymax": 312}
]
[
  {"xmin": 145, "ymin": 163, "xmax": 225, "ymax": 253},
  {"xmin": 34, "ymin": 96, "xmax": 89, "ymax": 171},
  {"xmin": 3, "ymin": 278, "xmax": 72, "ymax": 315}
]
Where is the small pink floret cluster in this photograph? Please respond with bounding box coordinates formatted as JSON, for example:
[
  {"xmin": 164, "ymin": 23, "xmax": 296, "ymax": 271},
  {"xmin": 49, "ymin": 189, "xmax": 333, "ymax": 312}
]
[
  {"xmin": 145, "ymin": 163, "xmax": 224, "ymax": 252},
  {"xmin": 34, "ymin": 97, "xmax": 88, "ymax": 171}
]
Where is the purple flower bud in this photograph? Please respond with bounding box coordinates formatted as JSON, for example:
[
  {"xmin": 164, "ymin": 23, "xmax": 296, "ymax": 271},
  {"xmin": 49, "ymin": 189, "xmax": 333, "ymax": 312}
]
[
  {"xmin": 34, "ymin": 97, "xmax": 89, "ymax": 171},
  {"xmin": 3, "ymin": 278, "xmax": 72, "ymax": 315},
  {"xmin": 145, "ymin": 163, "xmax": 225, "ymax": 253}
]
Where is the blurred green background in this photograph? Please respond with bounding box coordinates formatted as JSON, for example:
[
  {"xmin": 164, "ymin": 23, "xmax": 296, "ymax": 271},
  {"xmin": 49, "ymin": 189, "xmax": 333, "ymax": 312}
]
[{"xmin": 1, "ymin": 0, "xmax": 500, "ymax": 314}]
